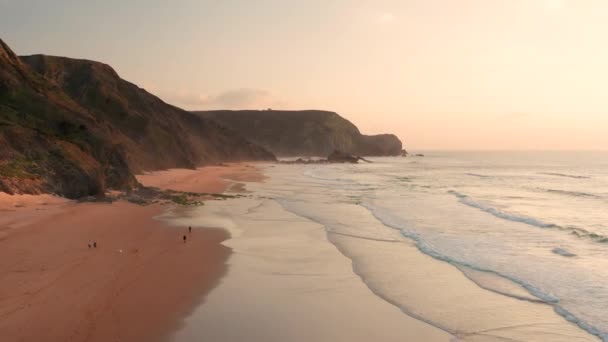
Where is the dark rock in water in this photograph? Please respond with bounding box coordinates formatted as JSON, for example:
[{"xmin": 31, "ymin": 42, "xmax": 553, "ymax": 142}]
[
  {"xmin": 415, "ymin": 154, "xmax": 425, "ymax": 157},
  {"xmin": 327, "ymin": 150, "xmax": 360, "ymax": 163},
  {"xmin": 401, "ymin": 149, "xmax": 408, "ymax": 157},
  {"xmin": 280, "ymin": 150, "xmax": 370, "ymax": 165}
]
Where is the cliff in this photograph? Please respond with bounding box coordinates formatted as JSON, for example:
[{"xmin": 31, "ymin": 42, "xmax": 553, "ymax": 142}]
[
  {"xmin": 0, "ymin": 38, "xmax": 274, "ymax": 198},
  {"xmin": 21, "ymin": 54, "xmax": 275, "ymax": 171},
  {"xmin": 195, "ymin": 110, "xmax": 403, "ymax": 157}
]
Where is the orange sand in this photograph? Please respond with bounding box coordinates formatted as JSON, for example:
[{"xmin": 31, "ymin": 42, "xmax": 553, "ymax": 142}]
[
  {"xmin": 136, "ymin": 163, "xmax": 265, "ymax": 194},
  {"xmin": 0, "ymin": 164, "xmax": 261, "ymax": 342}
]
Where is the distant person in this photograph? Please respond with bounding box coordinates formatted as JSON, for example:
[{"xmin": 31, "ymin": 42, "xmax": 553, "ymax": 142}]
[
  {"xmin": 183, "ymin": 235, "xmax": 187, "ymax": 243},
  {"xmin": 188, "ymin": 226, "xmax": 192, "ymax": 234},
  {"xmin": 93, "ymin": 241, "xmax": 97, "ymax": 248},
  {"xmin": 88, "ymin": 241, "xmax": 92, "ymax": 249}
]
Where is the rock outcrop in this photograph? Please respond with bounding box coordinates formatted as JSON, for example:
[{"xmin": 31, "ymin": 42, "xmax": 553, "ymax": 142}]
[
  {"xmin": 21, "ymin": 54, "xmax": 276, "ymax": 172},
  {"xmin": 0, "ymin": 38, "xmax": 275, "ymax": 198},
  {"xmin": 196, "ymin": 110, "xmax": 404, "ymax": 157},
  {"xmin": 326, "ymin": 150, "xmax": 363, "ymax": 163},
  {"xmin": 280, "ymin": 150, "xmax": 370, "ymax": 164}
]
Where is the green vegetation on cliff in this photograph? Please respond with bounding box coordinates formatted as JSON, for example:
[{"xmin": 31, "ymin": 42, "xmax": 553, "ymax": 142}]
[{"xmin": 0, "ymin": 38, "xmax": 275, "ymax": 198}]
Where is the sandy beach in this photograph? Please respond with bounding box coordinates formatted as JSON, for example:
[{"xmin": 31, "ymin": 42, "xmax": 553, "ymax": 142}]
[
  {"xmin": 4, "ymin": 2, "xmax": 608, "ymax": 340},
  {"xmin": 164, "ymin": 197, "xmax": 452, "ymax": 342},
  {"xmin": 137, "ymin": 164, "xmax": 265, "ymax": 194},
  {"xmin": 0, "ymin": 164, "xmax": 255, "ymax": 342},
  {"xmin": 1, "ymin": 162, "xmax": 601, "ymax": 342}
]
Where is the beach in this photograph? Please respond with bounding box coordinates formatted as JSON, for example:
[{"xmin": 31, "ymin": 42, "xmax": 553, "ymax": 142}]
[
  {"xmin": 164, "ymin": 198, "xmax": 451, "ymax": 342},
  {"xmin": 0, "ymin": 164, "xmax": 254, "ymax": 342},
  {"xmin": 163, "ymin": 160, "xmax": 600, "ymax": 342},
  {"xmin": 4, "ymin": 2, "xmax": 606, "ymax": 340},
  {"xmin": 1, "ymin": 159, "xmax": 603, "ymax": 342}
]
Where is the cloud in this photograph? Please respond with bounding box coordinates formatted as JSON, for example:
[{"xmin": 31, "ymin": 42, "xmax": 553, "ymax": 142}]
[
  {"xmin": 203, "ymin": 88, "xmax": 287, "ymax": 109},
  {"xmin": 160, "ymin": 88, "xmax": 288, "ymax": 110}
]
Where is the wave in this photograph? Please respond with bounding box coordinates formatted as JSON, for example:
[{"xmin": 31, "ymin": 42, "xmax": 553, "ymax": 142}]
[
  {"xmin": 360, "ymin": 200, "xmax": 607, "ymax": 341},
  {"xmin": 552, "ymin": 247, "xmax": 577, "ymax": 257},
  {"xmin": 394, "ymin": 176, "xmax": 412, "ymax": 182},
  {"xmin": 540, "ymin": 172, "xmax": 591, "ymax": 179},
  {"xmin": 275, "ymin": 199, "xmax": 457, "ymax": 336},
  {"xmin": 448, "ymin": 191, "xmax": 608, "ymax": 244},
  {"xmin": 465, "ymin": 173, "xmax": 491, "ymax": 178},
  {"xmin": 302, "ymin": 168, "xmax": 355, "ymax": 184},
  {"xmin": 570, "ymin": 228, "xmax": 608, "ymax": 243},
  {"xmin": 555, "ymin": 306, "xmax": 608, "ymax": 342},
  {"xmin": 360, "ymin": 201, "xmax": 559, "ymax": 303},
  {"xmin": 543, "ymin": 188, "xmax": 601, "ymax": 199},
  {"xmin": 448, "ymin": 191, "xmax": 558, "ymax": 228}
]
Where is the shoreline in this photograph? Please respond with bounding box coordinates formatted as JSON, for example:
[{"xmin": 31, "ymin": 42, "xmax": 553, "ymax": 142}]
[
  {"xmin": 1, "ymin": 162, "xmax": 600, "ymax": 341},
  {"xmin": 163, "ymin": 163, "xmax": 598, "ymax": 342},
  {"xmin": 0, "ymin": 163, "xmax": 259, "ymax": 342},
  {"xmin": 163, "ymin": 171, "xmax": 453, "ymax": 342}
]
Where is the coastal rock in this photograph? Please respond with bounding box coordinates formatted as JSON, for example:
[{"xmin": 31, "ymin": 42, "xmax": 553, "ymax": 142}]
[
  {"xmin": 196, "ymin": 110, "xmax": 404, "ymax": 157},
  {"xmin": 0, "ymin": 38, "xmax": 275, "ymax": 198},
  {"xmin": 280, "ymin": 150, "xmax": 369, "ymax": 164},
  {"xmin": 21, "ymin": 54, "xmax": 276, "ymax": 171},
  {"xmin": 327, "ymin": 150, "xmax": 361, "ymax": 163}
]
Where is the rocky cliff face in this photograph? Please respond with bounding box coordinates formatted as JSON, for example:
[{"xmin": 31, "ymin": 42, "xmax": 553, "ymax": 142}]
[
  {"xmin": 21, "ymin": 54, "xmax": 275, "ymax": 172},
  {"xmin": 196, "ymin": 110, "xmax": 404, "ymax": 157},
  {"xmin": 0, "ymin": 40, "xmax": 138, "ymax": 197},
  {"xmin": 0, "ymin": 39, "xmax": 274, "ymax": 198}
]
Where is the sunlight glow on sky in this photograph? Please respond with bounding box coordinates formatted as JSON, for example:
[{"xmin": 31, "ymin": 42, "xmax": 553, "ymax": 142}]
[{"xmin": 1, "ymin": 0, "xmax": 608, "ymax": 150}]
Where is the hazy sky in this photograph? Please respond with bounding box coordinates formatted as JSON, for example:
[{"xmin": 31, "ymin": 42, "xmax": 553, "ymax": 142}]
[{"xmin": 2, "ymin": 0, "xmax": 608, "ymax": 150}]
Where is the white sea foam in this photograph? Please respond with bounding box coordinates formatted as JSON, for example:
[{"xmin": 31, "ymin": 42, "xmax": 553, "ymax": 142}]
[
  {"xmin": 268, "ymin": 160, "xmax": 604, "ymax": 341},
  {"xmin": 448, "ymin": 190, "xmax": 559, "ymax": 228},
  {"xmin": 540, "ymin": 172, "xmax": 591, "ymax": 179},
  {"xmin": 291, "ymin": 152, "xmax": 608, "ymax": 340},
  {"xmin": 361, "ymin": 196, "xmax": 606, "ymax": 341},
  {"xmin": 543, "ymin": 188, "xmax": 601, "ymax": 198},
  {"xmin": 212, "ymin": 153, "xmax": 608, "ymax": 341},
  {"xmin": 448, "ymin": 190, "xmax": 608, "ymax": 244},
  {"xmin": 360, "ymin": 200, "xmax": 562, "ymax": 304}
]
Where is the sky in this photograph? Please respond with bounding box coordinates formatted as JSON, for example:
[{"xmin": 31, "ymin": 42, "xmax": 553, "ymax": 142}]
[{"xmin": 1, "ymin": 0, "xmax": 608, "ymax": 150}]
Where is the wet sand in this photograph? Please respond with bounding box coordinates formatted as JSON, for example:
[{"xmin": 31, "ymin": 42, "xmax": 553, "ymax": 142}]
[
  {"xmin": 163, "ymin": 198, "xmax": 452, "ymax": 342},
  {"xmin": 0, "ymin": 164, "xmax": 258, "ymax": 342},
  {"xmin": 162, "ymin": 164, "xmax": 598, "ymax": 342}
]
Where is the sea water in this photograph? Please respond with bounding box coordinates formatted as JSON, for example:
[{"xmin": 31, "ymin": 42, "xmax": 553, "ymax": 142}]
[{"xmin": 258, "ymin": 152, "xmax": 608, "ymax": 341}]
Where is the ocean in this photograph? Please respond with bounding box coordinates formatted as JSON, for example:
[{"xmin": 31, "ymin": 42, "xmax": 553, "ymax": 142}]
[{"xmin": 259, "ymin": 151, "xmax": 607, "ymax": 341}]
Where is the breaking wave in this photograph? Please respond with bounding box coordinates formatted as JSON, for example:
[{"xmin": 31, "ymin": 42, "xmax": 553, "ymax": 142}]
[
  {"xmin": 552, "ymin": 247, "xmax": 577, "ymax": 257},
  {"xmin": 540, "ymin": 172, "xmax": 591, "ymax": 179},
  {"xmin": 543, "ymin": 188, "xmax": 600, "ymax": 199},
  {"xmin": 361, "ymin": 200, "xmax": 607, "ymax": 341},
  {"xmin": 448, "ymin": 190, "xmax": 558, "ymax": 228},
  {"xmin": 465, "ymin": 173, "xmax": 491, "ymax": 178},
  {"xmin": 448, "ymin": 190, "xmax": 608, "ymax": 244}
]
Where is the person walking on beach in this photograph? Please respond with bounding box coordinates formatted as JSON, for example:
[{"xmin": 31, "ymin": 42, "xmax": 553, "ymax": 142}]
[
  {"xmin": 183, "ymin": 235, "xmax": 187, "ymax": 243},
  {"xmin": 93, "ymin": 241, "xmax": 97, "ymax": 248},
  {"xmin": 188, "ymin": 226, "xmax": 192, "ymax": 234},
  {"xmin": 88, "ymin": 241, "xmax": 92, "ymax": 249}
]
